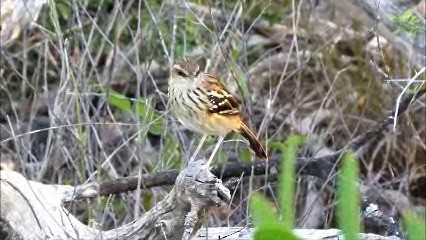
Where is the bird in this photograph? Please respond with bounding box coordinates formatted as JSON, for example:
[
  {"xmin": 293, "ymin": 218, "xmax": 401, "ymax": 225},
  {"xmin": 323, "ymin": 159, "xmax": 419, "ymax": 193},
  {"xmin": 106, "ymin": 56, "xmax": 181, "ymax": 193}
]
[{"xmin": 168, "ymin": 58, "xmax": 267, "ymax": 165}]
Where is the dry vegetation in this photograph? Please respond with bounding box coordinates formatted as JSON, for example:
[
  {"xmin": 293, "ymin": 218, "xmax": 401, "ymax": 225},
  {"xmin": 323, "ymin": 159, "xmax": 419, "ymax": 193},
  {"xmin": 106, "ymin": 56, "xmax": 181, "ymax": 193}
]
[{"xmin": 0, "ymin": 0, "xmax": 425, "ymax": 237}]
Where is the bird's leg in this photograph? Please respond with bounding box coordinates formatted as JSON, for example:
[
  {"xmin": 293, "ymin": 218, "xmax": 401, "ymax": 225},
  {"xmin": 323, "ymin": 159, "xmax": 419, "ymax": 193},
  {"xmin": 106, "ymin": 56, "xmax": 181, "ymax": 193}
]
[
  {"xmin": 206, "ymin": 136, "xmax": 225, "ymax": 166},
  {"xmin": 190, "ymin": 134, "xmax": 208, "ymax": 161}
]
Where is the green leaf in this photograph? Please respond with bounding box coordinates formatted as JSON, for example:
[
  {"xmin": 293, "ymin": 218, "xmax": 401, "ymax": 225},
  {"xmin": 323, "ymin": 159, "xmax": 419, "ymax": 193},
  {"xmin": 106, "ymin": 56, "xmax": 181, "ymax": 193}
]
[
  {"xmin": 337, "ymin": 152, "xmax": 360, "ymax": 240},
  {"xmin": 104, "ymin": 89, "xmax": 165, "ymax": 135},
  {"xmin": 403, "ymin": 211, "xmax": 426, "ymax": 240},
  {"xmin": 390, "ymin": 10, "xmax": 425, "ymax": 36},
  {"xmin": 106, "ymin": 91, "xmax": 132, "ymax": 112}
]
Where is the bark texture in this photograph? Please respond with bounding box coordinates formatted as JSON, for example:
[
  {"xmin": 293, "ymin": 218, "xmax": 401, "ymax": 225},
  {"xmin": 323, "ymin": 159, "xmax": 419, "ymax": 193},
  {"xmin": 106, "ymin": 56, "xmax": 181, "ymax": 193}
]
[{"xmin": 0, "ymin": 160, "xmax": 230, "ymax": 240}]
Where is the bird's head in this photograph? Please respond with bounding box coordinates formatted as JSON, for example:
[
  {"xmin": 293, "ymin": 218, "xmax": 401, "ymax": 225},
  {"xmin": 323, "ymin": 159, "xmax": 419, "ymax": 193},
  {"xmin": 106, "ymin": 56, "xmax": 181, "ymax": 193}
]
[{"xmin": 170, "ymin": 58, "xmax": 201, "ymax": 85}]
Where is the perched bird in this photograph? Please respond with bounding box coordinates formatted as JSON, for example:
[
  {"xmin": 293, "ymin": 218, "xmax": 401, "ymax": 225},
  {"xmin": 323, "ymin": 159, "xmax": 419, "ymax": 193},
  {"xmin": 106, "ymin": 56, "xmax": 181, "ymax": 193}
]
[{"xmin": 168, "ymin": 58, "xmax": 267, "ymax": 165}]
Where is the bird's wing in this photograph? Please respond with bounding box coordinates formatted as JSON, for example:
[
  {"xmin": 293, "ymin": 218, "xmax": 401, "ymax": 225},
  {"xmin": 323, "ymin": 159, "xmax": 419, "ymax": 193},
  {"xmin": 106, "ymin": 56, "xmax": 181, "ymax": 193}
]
[{"xmin": 202, "ymin": 73, "xmax": 241, "ymax": 115}]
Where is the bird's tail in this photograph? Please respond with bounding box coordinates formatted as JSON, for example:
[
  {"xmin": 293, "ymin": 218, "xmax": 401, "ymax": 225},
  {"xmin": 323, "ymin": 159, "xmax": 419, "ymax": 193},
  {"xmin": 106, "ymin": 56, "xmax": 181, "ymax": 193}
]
[{"xmin": 239, "ymin": 122, "xmax": 267, "ymax": 160}]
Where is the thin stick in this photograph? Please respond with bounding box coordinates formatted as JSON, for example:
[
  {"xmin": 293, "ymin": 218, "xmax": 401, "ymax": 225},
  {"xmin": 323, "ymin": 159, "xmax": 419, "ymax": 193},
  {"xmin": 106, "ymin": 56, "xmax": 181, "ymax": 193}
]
[
  {"xmin": 206, "ymin": 136, "xmax": 225, "ymax": 166},
  {"xmin": 191, "ymin": 134, "xmax": 208, "ymax": 161}
]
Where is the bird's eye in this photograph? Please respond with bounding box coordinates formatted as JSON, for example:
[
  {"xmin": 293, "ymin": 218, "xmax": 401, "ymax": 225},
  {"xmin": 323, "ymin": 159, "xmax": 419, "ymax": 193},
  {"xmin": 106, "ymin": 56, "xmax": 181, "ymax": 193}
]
[
  {"xmin": 176, "ymin": 69, "xmax": 187, "ymax": 77},
  {"xmin": 194, "ymin": 69, "xmax": 200, "ymax": 76}
]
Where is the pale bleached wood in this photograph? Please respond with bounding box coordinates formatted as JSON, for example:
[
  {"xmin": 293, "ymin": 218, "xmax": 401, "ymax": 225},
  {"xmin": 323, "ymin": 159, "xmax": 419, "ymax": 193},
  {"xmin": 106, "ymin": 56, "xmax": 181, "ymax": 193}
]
[{"xmin": 0, "ymin": 160, "xmax": 230, "ymax": 240}]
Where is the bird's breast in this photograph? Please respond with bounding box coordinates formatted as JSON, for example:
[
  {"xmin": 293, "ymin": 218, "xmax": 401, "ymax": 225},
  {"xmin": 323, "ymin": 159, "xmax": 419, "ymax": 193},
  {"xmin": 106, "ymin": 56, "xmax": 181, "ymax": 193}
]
[{"xmin": 168, "ymin": 84, "xmax": 237, "ymax": 135}]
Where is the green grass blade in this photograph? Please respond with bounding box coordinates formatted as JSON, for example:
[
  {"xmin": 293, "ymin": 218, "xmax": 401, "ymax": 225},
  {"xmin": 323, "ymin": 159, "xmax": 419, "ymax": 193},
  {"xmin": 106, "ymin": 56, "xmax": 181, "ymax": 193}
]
[
  {"xmin": 269, "ymin": 135, "xmax": 305, "ymax": 228},
  {"xmin": 279, "ymin": 135, "xmax": 305, "ymax": 228},
  {"xmin": 250, "ymin": 194, "xmax": 298, "ymax": 240},
  {"xmin": 403, "ymin": 211, "xmax": 426, "ymax": 240},
  {"xmin": 253, "ymin": 222, "xmax": 297, "ymax": 240},
  {"xmin": 250, "ymin": 194, "xmax": 278, "ymax": 226},
  {"xmin": 337, "ymin": 152, "xmax": 360, "ymax": 240},
  {"xmin": 227, "ymin": 59, "xmax": 249, "ymax": 101}
]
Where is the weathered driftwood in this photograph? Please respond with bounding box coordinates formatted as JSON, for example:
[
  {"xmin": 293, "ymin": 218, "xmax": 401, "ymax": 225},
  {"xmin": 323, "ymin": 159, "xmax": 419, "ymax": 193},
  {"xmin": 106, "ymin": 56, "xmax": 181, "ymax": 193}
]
[{"xmin": 0, "ymin": 159, "xmax": 231, "ymax": 240}]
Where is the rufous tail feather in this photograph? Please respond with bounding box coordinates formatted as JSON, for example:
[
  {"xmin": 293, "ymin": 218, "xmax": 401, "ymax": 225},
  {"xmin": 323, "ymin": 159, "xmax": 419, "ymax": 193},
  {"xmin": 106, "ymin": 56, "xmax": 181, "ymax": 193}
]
[{"xmin": 239, "ymin": 122, "xmax": 267, "ymax": 160}]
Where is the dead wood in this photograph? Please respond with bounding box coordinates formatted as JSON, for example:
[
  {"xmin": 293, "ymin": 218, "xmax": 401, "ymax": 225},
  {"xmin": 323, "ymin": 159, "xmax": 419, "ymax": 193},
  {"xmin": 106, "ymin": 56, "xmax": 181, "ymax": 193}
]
[{"xmin": 0, "ymin": 159, "xmax": 230, "ymax": 240}]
